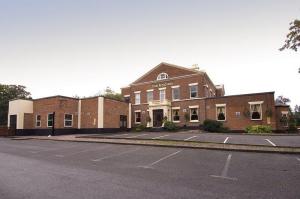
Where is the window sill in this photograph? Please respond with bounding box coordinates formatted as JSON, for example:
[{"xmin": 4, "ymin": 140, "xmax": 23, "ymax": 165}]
[
  {"xmin": 172, "ymin": 99, "xmax": 180, "ymax": 102},
  {"xmin": 173, "ymin": 121, "xmax": 180, "ymax": 123},
  {"xmin": 135, "ymin": 122, "xmax": 141, "ymax": 124},
  {"xmin": 251, "ymin": 119, "xmax": 262, "ymax": 121},
  {"xmin": 217, "ymin": 120, "xmax": 226, "ymax": 122},
  {"xmin": 190, "ymin": 120, "xmax": 199, "ymax": 123}
]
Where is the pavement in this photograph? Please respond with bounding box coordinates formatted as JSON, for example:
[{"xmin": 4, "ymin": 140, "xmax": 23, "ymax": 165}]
[
  {"xmin": 78, "ymin": 131, "xmax": 300, "ymax": 147},
  {"xmin": 0, "ymin": 137, "xmax": 299, "ymax": 199},
  {"xmin": 10, "ymin": 131, "xmax": 300, "ymax": 154}
]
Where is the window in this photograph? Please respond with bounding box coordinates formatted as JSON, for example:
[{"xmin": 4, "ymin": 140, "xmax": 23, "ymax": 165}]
[
  {"xmin": 36, "ymin": 115, "xmax": 41, "ymax": 127},
  {"xmin": 172, "ymin": 109, "xmax": 180, "ymax": 122},
  {"xmin": 47, "ymin": 113, "xmax": 54, "ymax": 127},
  {"xmin": 124, "ymin": 95, "xmax": 130, "ymax": 103},
  {"xmin": 281, "ymin": 111, "xmax": 288, "ymax": 127},
  {"xmin": 157, "ymin": 73, "xmax": 168, "ymax": 80},
  {"xmin": 159, "ymin": 89, "xmax": 166, "ymax": 102},
  {"xmin": 189, "ymin": 84, "xmax": 198, "ymax": 98},
  {"xmin": 216, "ymin": 105, "xmax": 226, "ymax": 121},
  {"xmin": 135, "ymin": 111, "xmax": 141, "ymax": 123},
  {"xmin": 172, "ymin": 87, "xmax": 180, "ymax": 101},
  {"xmin": 135, "ymin": 92, "xmax": 141, "ymax": 104},
  {"xmin": 249, "ymin": 102, "xmax": 263, "ymax": 120},
  {"xmin": 64, "ymin": 114, "xmax": 73, "ymax": 127},
  {"xmin": 147, "ymin": 90, "xmax": 153, "ymax": 103},
  {"xmin": 190, "ymin": 108, "xmax": 199, "ymax": 121}
]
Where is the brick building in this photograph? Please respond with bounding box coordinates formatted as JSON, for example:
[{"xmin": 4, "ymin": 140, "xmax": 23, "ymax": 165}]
[
  {"xmin": 121, "ymin": 62, "xmax": 289, "ymax": 131},
  {"xmin": 8, "ymin": 62, "xmax": 289, "ymax": 135}
]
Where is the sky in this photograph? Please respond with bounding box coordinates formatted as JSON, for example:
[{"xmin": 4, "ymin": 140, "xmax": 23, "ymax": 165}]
[{"xmin": 0, "ymin": 0, "xmax": 299, "ymax": 108}]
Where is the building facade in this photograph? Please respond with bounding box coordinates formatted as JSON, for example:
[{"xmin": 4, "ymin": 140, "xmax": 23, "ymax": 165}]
[
  {"xmin": 8, "ymin": 62, "xmax": 289, "ymax": 135},
  {"xmin": 121, "ymin": 62, "xmax": 289, "ymax": 131}
]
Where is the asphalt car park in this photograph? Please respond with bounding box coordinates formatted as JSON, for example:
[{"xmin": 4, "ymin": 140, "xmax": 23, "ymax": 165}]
[
  {"xmin": 0, "ymin": 138, "xmax": 299, "ymax": 199},
  {"xmin": 89, "ymin": 131, "xmax": 300, "ymax": 147}
]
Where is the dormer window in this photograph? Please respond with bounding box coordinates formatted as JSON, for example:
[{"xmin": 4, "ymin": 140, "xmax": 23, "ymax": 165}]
[{"xmin": 157, "ymin": 73, "xmax": 168, "ymax": 80}]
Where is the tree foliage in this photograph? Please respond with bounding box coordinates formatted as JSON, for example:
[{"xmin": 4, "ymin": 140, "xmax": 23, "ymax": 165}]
[
  {"xmin": 275, "ymin": 96, "xmax": 291, "ymax": 105},
  {"xmin": 97, "ymin": 87, "xmax": 123, "ymax": 101},
  {"xmin": 0, "ymin": 84, "xmax": 31, "ymax": 125},
  {"xmin": 280, "ymin": 19, "xmax": 300, "ymax": 52}
]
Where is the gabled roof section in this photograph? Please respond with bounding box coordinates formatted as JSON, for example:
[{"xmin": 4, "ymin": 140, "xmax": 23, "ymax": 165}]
[{"xmin": 131, "ymin": 62, "xmax": 203, "ymax": 85}]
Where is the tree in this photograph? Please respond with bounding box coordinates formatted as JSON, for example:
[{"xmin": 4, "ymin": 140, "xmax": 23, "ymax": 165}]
[
  {"xmin": 280, "ymin": 19, "xmax": 300, "ymax": 73},
  {"xmin": 280, "ymin": 19, "xmax": 300, "ymax": 52},
  {"xmin": 275, "ymin": 96, "xmax": 291, "ymax": 105},
  {"xmin": 97, "ymin": 87, "xmax": 123, "ymax": 101},
  {"xmin": 0, "ymin": 84, "xmax": 31, "ymax": 125}
]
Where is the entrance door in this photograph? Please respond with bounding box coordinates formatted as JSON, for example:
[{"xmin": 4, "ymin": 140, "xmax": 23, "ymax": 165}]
[
  {"xmin": 120, "ymin": 115, "xmax": 127, "ymax": 129},
  {"xmin": 153, "ymin": 109, "xmax": 164, "ymax": 127},
  {"xmin": 9, "ymin": 115, "xmax": 17, "ymax": 134}
]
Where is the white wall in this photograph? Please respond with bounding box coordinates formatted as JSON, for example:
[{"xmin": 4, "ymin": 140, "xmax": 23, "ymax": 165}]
[{"xmin": 8, "ymin": 99, "xmax": 33, "ymax": 129}]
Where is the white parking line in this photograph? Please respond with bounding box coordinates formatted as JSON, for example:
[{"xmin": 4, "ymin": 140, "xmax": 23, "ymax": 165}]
[
  {"xmin": 126, "ymin": 134, "xmax": 147, "ymax": 138},
  {"xmin": 184, "ymin": 136, "xmax": 198, "ymax": 141},
  {"xmin": 211, "ymin": 154, "xmax": 237, "ymax": 181},
  {"xmin": 265, "ymin": 139, "xmax": 276, "ymax": 146},
  {"xmin": 92, "ymin": 148, "xmax": 140, "ymax": 162},
  {"xmin": 223, "ymin": 137, "xmax": 230, "ymax": 144},
  {"xmin": 54, "ymin": 145, "xmax": 111, "ymax": 158},
  {"xmin": 139, "ymin": 150, "xmax": 182, "ymax": 169},
  {"xmin": 152, "ymin": 135, "xmax": 169, "ymax": 139}
]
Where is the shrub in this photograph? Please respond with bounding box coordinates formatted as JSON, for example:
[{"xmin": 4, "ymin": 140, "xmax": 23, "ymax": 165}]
[
  {"xmin": 245, "ymin": 125, "xmax": 272, "ymax": 134},
  {"xmin": 163, "ymin": 121, "xmax": 178, "ymax": 131},
  {"xmin": 203, "ymin": 119, "xmax": 229, "ymax": 132},
  {"xmin": 287, "ymin": 115, "xmax": 298, "ymax": 132},
  {"xmin": 134, "ymin": 124, "xmax": 146, "ymax": 132}
]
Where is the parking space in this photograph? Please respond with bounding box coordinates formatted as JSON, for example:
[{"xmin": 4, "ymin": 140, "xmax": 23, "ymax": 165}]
[
  {"xmin": 87, "ymin": 131, "xmax": 300, "ymax": 147},
  {"xmin": 0, "ymin": 138, "xmax": 299, "ymax": 199}
]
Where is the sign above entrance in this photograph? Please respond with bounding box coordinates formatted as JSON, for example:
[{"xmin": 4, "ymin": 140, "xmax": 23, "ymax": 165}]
[{"xmin": 152, "ymin": 82, "xmax": 173, "ymax": 88}]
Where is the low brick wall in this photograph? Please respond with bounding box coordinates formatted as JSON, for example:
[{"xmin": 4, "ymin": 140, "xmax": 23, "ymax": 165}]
[{"xmin": 0, "ymin": 126, "xmax": 14, "ymax": 136}]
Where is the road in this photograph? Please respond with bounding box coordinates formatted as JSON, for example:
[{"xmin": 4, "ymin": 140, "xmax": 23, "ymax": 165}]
[{"xmin": 0, "ymin": 138, "xmax": 299, "ymax": 199}]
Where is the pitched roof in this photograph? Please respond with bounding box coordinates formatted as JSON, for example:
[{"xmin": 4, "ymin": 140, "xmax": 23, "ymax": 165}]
[{"xmin": 131, "ymin": 62, "xmax": 203, "ymax": 85}]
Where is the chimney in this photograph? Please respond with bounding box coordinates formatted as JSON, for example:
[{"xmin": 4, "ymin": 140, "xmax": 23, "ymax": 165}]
[{"xmin": 191, "ymin": 64, "xmax": 199, "ymax": 71}]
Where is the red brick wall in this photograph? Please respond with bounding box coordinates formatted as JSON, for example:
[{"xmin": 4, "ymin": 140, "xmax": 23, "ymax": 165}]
[
  {"xmin": 205, "ymin": 92, "xmax": 276, "ymax": 130},
  {"xmin": 103, "ymin": 98, "xmax": 129, "ymax": 128},
  {"xmin": 24, "ymin": 113, "xmax": 33, "ymax": 129},
  {"xmin": 33, "ymin": 97, "xmax": 79, "ymax": 129},
  {"xmin": 80, "ymin": 97, "xmax": 98, "ymax": 128}
]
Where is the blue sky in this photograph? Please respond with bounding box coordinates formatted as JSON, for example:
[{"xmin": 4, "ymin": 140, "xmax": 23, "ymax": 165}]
[{"xmin": 0, "ymin": 0, "xmax": 299, "ymax": 107}]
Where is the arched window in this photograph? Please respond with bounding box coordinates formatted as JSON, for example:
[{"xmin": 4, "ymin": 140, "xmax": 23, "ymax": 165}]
[{"xmin": 157, "ymin": 73, "xmax": 168, "ymax": 80}]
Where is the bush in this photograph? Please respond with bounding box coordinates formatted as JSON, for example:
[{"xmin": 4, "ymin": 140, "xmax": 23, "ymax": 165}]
[
  {"xmin": 163, "ymin": 121, "xmax": 178, "ymax": 131},
  {"xmin": 203, "ymin": 119, "xmax": 229, "ymax": 132},
  {"xmin": 134, "ymin": 124, "xmax": 146, "ymax": 132},
  {"xmin": 288, "ymin": 116, "xmax": 298, "ymax": 132},
  {"xmin": 245, "ymin": 125, "xmax": 272, "ymax": 134}
]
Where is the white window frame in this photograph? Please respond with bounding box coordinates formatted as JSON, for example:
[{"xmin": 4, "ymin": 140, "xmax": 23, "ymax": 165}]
[
  {"xmin": 47, "ymin": 113, "xmax": 54, "ymax": 127},
  {"xmin": 189, "ymin": 83, "xmax": 198, "ymax": 99},
  {"xmin": 35, "ymin": 115, "xmax": 41, "ymax": 127},
  {"xmin": 64, "ymin": 113, "xmax": 73, "ymax": 127},
  {"xmin": 172, "ymin": 86, "xmax": 180, "ymax": 101},
  {"xmin": 172, "ymin": 107, "xmax": 180, "ymax": 123},
  {"xmin": 159, "ymin": 88, "xmax": 166, "ymax": 102},
  {"xmin": 147, "ymin": 90, "xmax": 153, "ymax": 103},
  {"xmin": 157, "ymin": 72, "xmax": 169, "ymax": 80},
  {"xmin": 134, "ymin": 91, "xmax": 141, "ymax": 105},
  {"xmin": 249, "ymin": 101, "xmax": 263, "ymax": 121},
  {"xmin": 189, "ymin": 107, "xmax": 199, "ymax": 122},
  {"xmin": 216, "ymin": 104, "xmax": 226, "ymax": 121},
  {"xmin": 134, "ymin": 110, "xmax": 141, "ymax": 124}
]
